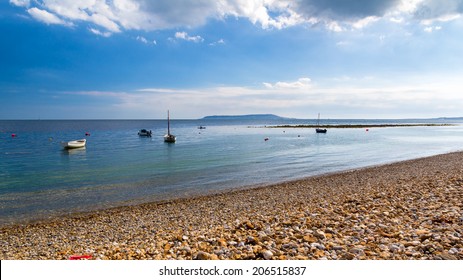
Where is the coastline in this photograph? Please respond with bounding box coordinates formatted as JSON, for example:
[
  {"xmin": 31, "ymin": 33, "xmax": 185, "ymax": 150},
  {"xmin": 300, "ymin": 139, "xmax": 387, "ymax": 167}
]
[
  {"xmin": 1, "ymin": 152, "xmax": 462, "ymax": 260},
  {"xmin": 264, "ymin": 123, "xmax": 455, "ymax": 129}
]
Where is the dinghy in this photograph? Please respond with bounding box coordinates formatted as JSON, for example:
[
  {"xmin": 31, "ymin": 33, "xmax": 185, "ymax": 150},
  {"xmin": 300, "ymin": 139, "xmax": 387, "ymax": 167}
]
[{"xmin": 61, "ymin": 139, "xmax": 86, "ymax": 149}]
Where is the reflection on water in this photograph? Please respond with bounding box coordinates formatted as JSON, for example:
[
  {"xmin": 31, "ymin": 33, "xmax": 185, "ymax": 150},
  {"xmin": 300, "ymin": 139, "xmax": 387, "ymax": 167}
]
[{"xmin": 61, "ymin": 147, "xmax": 86, "ymax": 155}]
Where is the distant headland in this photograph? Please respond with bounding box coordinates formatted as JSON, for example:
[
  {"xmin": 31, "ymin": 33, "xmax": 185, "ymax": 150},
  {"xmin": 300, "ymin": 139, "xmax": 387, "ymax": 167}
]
[
  {"xmin": 266, "ymin": 123, "xmax": 455, "ymax": 129},
  {"xmin": 201, "ymin": 114, "xmax": 287, "ymax": 120}
]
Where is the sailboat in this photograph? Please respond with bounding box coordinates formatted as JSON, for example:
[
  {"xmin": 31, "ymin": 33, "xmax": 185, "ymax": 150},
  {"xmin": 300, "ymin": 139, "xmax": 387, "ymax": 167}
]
[
  {"xmin": 164, "ymin": 110, "xmax": 176, "ymax": 143},
  {"xmin": 315, "ymin": 113, "xmax": 327, "ymax": 133}
]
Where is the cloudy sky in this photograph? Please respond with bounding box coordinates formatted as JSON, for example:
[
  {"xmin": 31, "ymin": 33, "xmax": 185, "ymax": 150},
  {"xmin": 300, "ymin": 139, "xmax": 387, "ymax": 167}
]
[{"xmin": 1, "ymin": 0, "xmax": 463, "ymax": 119}]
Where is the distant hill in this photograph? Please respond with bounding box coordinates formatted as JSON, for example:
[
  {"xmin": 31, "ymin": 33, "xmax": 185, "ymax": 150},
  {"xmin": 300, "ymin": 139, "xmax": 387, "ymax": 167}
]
[{"xmin": 201, "ymin": 114, "xmax": 287, "ymax": 120}]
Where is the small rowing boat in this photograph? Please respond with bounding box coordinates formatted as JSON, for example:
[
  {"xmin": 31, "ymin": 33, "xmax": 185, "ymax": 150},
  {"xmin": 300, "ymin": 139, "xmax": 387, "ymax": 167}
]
[{"xmin": 61, "ymin": 139, "xmax": 86, "ymax": 149}]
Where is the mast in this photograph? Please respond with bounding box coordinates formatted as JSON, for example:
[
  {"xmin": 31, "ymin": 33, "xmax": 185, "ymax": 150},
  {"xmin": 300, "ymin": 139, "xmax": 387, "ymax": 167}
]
[
  {"xmin": 167, "ymin": 110, "xmax": 170, "ymax": 135},
  {"xmin": 317, "ymin": 113, "xmax": 320, "ymax": 126}
]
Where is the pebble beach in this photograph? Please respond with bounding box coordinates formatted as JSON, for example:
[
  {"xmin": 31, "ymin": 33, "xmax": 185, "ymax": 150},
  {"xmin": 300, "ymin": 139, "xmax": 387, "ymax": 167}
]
[{"xmin": 1, "ymin": 152, "xmax": 462, "ymax": 260}]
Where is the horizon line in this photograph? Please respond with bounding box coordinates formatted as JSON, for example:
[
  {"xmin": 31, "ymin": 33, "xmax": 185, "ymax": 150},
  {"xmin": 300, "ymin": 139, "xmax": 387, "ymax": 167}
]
[{"xmin": 1, "ymin": 116, "xmax": 463, "ymax": 121}]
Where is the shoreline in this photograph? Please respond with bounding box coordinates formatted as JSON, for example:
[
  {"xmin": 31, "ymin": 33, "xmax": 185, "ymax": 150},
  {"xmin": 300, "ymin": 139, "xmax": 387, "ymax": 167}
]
[
  {"xmin": 1, "ymin": 152, "xmax": 462, "ymax": 260},
  {"xmin": 263, "ymin": 123, "xmax": 455, "ymax": 129}
]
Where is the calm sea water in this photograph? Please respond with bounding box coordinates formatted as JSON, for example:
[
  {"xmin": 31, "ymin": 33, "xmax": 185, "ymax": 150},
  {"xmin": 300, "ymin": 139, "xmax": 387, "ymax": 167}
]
[{"xmin": 1, "ymin": 118, "xmax": 463, "ymax": 226}]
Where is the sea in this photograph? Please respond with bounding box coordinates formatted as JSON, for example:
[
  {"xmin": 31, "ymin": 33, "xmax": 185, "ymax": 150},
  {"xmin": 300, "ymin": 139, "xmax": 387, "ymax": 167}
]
[{"xmin": 1, "ymin": 118, "xmax": 463, "ymax": 226}]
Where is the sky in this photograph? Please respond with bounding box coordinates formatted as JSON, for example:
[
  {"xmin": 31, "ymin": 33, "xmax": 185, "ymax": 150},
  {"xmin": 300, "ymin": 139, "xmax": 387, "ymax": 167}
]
[{"xmin": 1, "ymin": 0, "xmax": 463, "ymax": 119}]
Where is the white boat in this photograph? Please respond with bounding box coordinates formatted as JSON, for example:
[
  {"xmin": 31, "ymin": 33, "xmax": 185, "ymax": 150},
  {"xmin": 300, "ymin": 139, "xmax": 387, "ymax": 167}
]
[
  {"xmin": 164, "ymin": 110, "xmax": 176, "ymax": 143},
  {"xmin": 61, "ymin": 139, "xmax": 86, "ymax": 149}
]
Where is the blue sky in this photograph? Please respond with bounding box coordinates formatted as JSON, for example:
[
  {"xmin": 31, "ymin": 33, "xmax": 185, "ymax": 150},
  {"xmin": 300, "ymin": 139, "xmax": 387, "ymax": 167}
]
[{"xmin": 1, "ymin": 0, "xmax": 463, "ymax": 119}]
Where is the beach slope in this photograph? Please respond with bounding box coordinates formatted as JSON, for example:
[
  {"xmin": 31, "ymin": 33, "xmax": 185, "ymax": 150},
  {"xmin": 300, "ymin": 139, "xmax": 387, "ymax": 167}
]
[{"xmin": 1, "ymin": 152, "xmax": 462, "ymax": 260}]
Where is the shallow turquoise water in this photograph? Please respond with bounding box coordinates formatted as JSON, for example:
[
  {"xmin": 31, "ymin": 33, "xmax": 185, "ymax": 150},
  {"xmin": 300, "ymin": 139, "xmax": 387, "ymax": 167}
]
[{"xmin": 1, "ymin": 118, "xmax": 462, "ymax": 225}]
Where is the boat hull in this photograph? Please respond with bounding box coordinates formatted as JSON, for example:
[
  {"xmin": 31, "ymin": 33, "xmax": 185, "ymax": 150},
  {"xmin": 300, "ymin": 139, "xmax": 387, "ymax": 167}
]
[
  {"xmin": 164, "ymin": 134, "xmax": 176, "ymax": 143},
  {"xmin": 61, "ymin": 139, "xmax": 86, "ymax": 149},
  {"xmin": 138, "ymin": 129, "xmax": 152, "ymax": 137}
]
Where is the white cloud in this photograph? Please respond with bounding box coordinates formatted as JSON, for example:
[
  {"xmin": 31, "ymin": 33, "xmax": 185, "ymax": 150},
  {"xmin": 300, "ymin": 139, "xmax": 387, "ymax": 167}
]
[
  {"xmin": 65, "ymin": 74, "xmax": 463, "ymax": 119},
  {"xmin": 352, "ymin": 16, "xmax": 380, "ymax": 29},
  {"xmin": 389, "ymin": 17, "xmax": 404, "ymax": 23},
  {"xmin": 0, "ymin": 0, "xmax": 426, "ymax": 33},
  {"xmin": 421, "ymin": 13, "xmax": 461, "ymax": 25},
  {"xmin": 263, "ymin": 77, "xmax": 312, "ymax": 90},
  {"xmin": 10, "ymin": 1, "xmax": 463, "ymax": 38},
  {"xmin": 424, "ymin": 25, "xmax": 442, "ymax": 32},
  {"xmin": 16, "ymin": 0, "xmax": 126, "ymax": 33},
  {"xmin": 9, "ymin": 0, "xmax": 30, "ymax": 7},
  {"xmin": 89, "ymin": 13, "xmax": 121, "ymax": 33},
  {"xmin": 220, "ymin": 0, "xmax": 304, "ymax": 29},
  {"xmin": 136, "ymin": 36, "xmax": 148, "ymax": 43},
  {"xmin": 326, "ymin": 21, "xmax": 344, "ymax": 32},
  {"xmin": 174, "ymin": 31, "xmax": 204, "ymax": 43},
  {"xmin": 40, "ymin": 0, "xmax": 93, "ymax": 21},
  {"xmin": 89, "ymin": 28, "xmax": 112, "ymax": 37},
  {"xmin": 209, "ymin": 39, "xmax": 225, "ymax": 46},
  {"xmin": 136, "ymin": 35, "xmax": 156, "ymax": 44},
  {"xmin": 27, "ymin": 7, "xmax": 72, "ymax": 26},
  {"xmin": 394, "ymin": 0, "xmax": 423, "ymax": 14}
]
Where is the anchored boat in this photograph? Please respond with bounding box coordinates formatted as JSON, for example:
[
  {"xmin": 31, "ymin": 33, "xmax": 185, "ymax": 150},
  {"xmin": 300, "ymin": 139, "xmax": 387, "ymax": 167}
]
[
  {"xmin": 164, "ymin": 110, "xmax": 176, "ymax": 143},
  {"xmin": 61, "ymin": 139, "xmax": 86, "ymax": 149},
  {"xmin": 315, "ymin": 113, "xmax": 327, "ymax": 133},
  {"xmin": 138, "ymin": 129, "xmax": 152, "ymax": 137}
]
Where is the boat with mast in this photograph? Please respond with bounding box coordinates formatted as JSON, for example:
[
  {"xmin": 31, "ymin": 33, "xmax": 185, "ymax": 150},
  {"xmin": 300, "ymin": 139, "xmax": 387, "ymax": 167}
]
[
  {"xmin": 315, "ymin": 113, "xmax": 327, "ymax": 133},
  {"xmin": 164, "ymin": 110, "xmax": 176, "ymax": 143}
]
